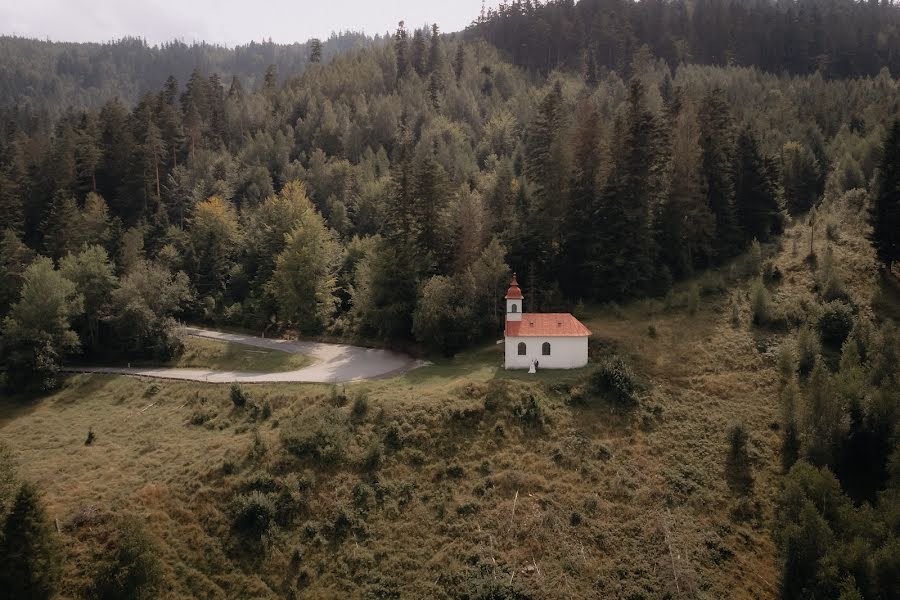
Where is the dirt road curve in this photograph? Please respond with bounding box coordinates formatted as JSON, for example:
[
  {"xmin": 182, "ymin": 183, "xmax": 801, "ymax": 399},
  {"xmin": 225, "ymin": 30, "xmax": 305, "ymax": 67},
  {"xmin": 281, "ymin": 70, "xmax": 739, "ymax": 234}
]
[{"xmin": 66, "ymin": 327, "xmax": 427, "ymax": 383}]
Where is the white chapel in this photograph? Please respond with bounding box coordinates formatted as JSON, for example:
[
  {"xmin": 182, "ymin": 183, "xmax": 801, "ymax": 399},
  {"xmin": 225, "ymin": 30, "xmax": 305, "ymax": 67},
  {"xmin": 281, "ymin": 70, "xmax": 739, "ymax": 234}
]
[{"xmin": 503, "ymin": 274, "xmax": 591, "ymax": 370}]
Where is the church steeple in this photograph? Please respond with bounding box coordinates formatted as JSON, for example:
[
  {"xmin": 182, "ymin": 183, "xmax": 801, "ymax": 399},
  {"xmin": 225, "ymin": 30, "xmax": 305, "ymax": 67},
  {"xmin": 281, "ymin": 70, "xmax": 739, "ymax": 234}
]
[{"xmin": 505, "ymin": 273, "xmax": 523, "ymax": 321}]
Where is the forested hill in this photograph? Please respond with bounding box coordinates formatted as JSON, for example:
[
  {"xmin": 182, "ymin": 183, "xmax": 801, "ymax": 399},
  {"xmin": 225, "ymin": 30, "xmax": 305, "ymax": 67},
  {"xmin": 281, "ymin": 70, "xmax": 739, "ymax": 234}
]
[
  {"xmin": 467, "ymin": 0, "xmax": 900, "ymax": 79},
  {"xmin": 0, "ymin": 31, "xmax": 380, "ymax": 113}
]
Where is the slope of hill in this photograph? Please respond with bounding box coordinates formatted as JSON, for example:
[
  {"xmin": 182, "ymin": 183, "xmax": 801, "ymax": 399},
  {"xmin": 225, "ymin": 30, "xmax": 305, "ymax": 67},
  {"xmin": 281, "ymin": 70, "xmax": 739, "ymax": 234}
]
[
  {"xmin": 0, "ymin": 31, "xmax": 380, "ymax": 112},
  {"xmin": 1, "ymin": 195, "xmax": 895, "ymax": 598}
]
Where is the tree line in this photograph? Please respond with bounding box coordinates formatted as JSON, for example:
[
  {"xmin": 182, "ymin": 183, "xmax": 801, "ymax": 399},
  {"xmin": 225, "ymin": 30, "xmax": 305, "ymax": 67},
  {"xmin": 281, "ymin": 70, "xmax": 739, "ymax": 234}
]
[
  {"xmin": 0, "ymin": 31, "xmax": 379, "ymax": 115},
  {"xmin": 1, "ymin": 17, "xmax": 898, "ymax": 389},
  {"xmin": 468, "ymin": 0, "xmax": 900, "ymax": 80}
]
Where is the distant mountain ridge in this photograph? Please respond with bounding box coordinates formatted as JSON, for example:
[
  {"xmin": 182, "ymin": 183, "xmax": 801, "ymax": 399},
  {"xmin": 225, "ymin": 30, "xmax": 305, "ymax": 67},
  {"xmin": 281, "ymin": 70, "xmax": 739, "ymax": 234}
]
[{"xmin": 0, "ymin": 32, "xmax": 383, "ymax": 113}]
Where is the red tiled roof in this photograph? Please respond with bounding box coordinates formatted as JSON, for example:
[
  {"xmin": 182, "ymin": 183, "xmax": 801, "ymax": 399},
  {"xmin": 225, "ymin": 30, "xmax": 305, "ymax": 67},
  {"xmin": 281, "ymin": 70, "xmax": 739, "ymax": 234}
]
[
  {"xmin": 504, "ymin": 274, "xmax": 523, "ymax": 299},
  {"xmin": 505, "ymin": 313, "xmax": 592, "ymax": 337}
]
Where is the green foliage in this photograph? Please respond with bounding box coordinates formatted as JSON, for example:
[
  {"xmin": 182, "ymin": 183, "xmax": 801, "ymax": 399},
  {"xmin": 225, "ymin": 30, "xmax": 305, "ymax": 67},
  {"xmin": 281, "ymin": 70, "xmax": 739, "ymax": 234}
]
[
  {"xmin": 512, "ymin": 393, "xmax": 546, "ymax": 429},
  {"xmin": 781, "ymin": 141, "xmax": 822, "ymax": 215},
  {"xmin": 817, "ymin": 301, "xmax": 855, "ymax": 348},
  {"xmin": 351, "ymin": 393, "xmax": 369, "ymax": 419},
  {"xmin": 0, "ymin": 483, "xmax": 62, "ymax": 600},
  {"xmin": 1, "ymin": 256, "xmax": 83, "ymax": 392},
  {"xmin": 776, "ymin": 460, "xmax": 899, "ymax": 600},
  {"xmin": 267, "ymin": 183, "xmax": 341, "ymax": 333},
  {"xmin": 230, "ymin": 490, "xmax": 277, "ymax": 537},
  {"xmin": 749, "ymin": 277, "xmax": 772, "ymax": 326},
  {"xmin": 110, "ymin": 260, "xmax": 191, "ymax": 360},
  {"xmin": 795, "ymin": 326, "xmax": 821, "ymax": 375},
  {"xmin": 686, "ymin": 283, "xmax": 700, "ymax": 316},
  {"xmin": 91, "ymin": 517, "xmax": 162, "ymax": 600},
  {"xmin": 230, "ymin": 384, "xmax": 248, "ymax": 408},
  {"xmin": 870, "ymin": 120, "xmax": 900, "ymax": 270},
  {"xmin": 777, "ymin": 342, "xmax": 796, "ymax": 381},
  {"xmin": 280, "ymin": 407, "xmax": 347, "ymax": 465},
  {"xmin": 591, "ymin": 357, "xmax": 640, "ymax": 408}
]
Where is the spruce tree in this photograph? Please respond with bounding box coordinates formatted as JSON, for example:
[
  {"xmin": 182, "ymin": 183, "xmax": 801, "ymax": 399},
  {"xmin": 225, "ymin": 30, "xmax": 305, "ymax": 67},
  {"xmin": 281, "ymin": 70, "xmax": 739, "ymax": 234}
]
[
  {"xmin": 309, "ymin": 38, "xmax": 323, "ymax": 64},
  {"xmin": 394, "ymin": 22, "xmax": 410, "ymax": 81},
  {"xmin": 411, "ymin": 29, "xmax": 428, "ymax": 76},
  {"xmin": 562, "ymin": 99, "xmax": 601, "ymax": 298},
  {"xmin": 0, "ymin": 483, "xmax": 62, "ymax": 599},
  {"xmin": 656, "ymin": 103, "xmax": 714, "ymax": 279},
  {"xmin": 870, "ymin": 119, "xmax": 900, "ymax": 271},
  {"xmin": 734, "ymin": 128, "xmax": 781, "ymax": 243},
  {"xmin": 698, "ymin": 88, "xmax": 740, "ymax": 260},
  {"xmin": 594, "ymin": 80, "xmax": 658, "ymax": 299}
]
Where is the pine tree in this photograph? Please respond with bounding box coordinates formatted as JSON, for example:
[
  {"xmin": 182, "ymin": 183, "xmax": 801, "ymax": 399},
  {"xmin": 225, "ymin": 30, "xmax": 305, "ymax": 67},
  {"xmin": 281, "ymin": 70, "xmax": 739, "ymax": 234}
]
[
  {"xmin": 734, "ymin": 128, "xmax": 782, "ymax": 243},
  {"xmin": 698, "ymin": 87, "xmax": 740, "ymax": 260},
  {"xmin": 75, "ymin": 113, "xmax": 102, "ymax": 193},
  {"xmin": 0, "ymin": 170, "xmax": 23, "ymax": 234},
  {"xmin": 870, "ymin": 119, "xmax": 900, "ymax": 272},
  {"xmin": 262, "ymin": 65, "xmax": 278, "ymax": 96},
  {"xmin": 562, "ymin": 99, "xmax": 602, "ymax": 298},
  {"xmin": 523, "ymin": 81, "xmax": 568, "ymax": 291},
  {"xmin": 656, "ymin": 103, "xmax": 714, "ymax": 279},
  {"xmin": 309, "ymin": 38, "xmax": 323, "ymax": 63},
  {"xmin": 394, "ymin": 22, "xmax": 410, "ymax": 81},
  {"xmin": 781, "ymin": 140, "xmax": 821, "ymax": 215},
  {"xmin": 411, "ymin": 29, "xmax": 428, "ymax": 76},
  {"xmin": 594, "ymin": 80, "xmax": 658, "ymax": 299},
  {"xmin": 0, "ymin": 483, "xmax": 62, "ymax": 599},
  {"xmin": 453, "ymin": 44, "xmax": 465, "ymax": 81}
]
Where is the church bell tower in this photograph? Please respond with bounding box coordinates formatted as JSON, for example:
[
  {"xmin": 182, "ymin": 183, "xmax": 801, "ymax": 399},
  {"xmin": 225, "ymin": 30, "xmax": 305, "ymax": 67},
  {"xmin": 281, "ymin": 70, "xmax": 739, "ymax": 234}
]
[{"xmin": 505, "ymin": 274, "xmax": 523, "ymax": 322}]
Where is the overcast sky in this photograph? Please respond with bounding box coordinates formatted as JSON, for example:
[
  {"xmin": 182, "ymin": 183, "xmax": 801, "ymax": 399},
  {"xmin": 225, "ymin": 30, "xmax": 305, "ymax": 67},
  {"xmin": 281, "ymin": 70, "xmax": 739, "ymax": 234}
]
[{"xmin": 1, "ymin": 0, "xmax": 490, "ymax": 46}]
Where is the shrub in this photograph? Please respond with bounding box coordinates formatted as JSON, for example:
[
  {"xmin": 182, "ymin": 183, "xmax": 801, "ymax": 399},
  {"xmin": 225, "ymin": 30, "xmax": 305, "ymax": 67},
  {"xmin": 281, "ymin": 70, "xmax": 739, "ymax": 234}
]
[
  {"xmin": 750, "ymin": 277, "xmax": 772, "ymax": 326},
  {"xmin": 230, "ymin": 490, "xmax": 277, "ymax": 537},
  {"xmin": 280, "ymin": 408, "xmax": 347, "ymax": 465},
  {"xmin": 91, "ymin": 517, "xmax": 162, "ymax": 600},
  {"xmin": 687, "ymin": 283, "xmax": 700, "ymax": 315},
  {"xmin": 383, "ymin": 421, "xmax": 403, "ymax": 450},
  {"xmin": 795, "ymin": 326, "xmax": 821, "ymax": 375},
  {"xmin": 512, "ymin": 394, "xmax": 546, "ymax": 428},
  {"xmin": 591, "ymin": 357, "xmax": 639, "ymax": 408},
  {"xmin": 817, "ymin": 301, "xmax": 854, "ymax": 348},
  {"xmin": 725, "ymin": 423, "xmax": 753, "ymax": 496},
  {"xmin": 329, "ymin": 385, "xmax": 347, "ymax": 406},
  {"xmin": 825, "ymin": 218, "xmax": 839, "ymax": 241},
  {"xmin": 230, "ymin": 384, "xmax": 248, "ymax": 408},
  {"xmin": 749, "ymin": 238, "xmax": 763, "ymax": 274},
  {"xmin": 777, "ymin": 342, "xmax": 796, "ymax": 380},
  {"xmin": 260, "ymin": 400, "xmax": 273, "ymax": 420},
  {"xmin": 361, "ymin": 440, "xmax": 383, "ymax": 471},
  {"xmin": 762, "ymin": 261, "xmax": 782, "ymax": 283},
  {"xmin": 730, "ymin": 294, "xmax": 741, "ymax": 327},
  {"xmin": 351, "ymin": 393, "xmax": 369, "ymax": 419}
]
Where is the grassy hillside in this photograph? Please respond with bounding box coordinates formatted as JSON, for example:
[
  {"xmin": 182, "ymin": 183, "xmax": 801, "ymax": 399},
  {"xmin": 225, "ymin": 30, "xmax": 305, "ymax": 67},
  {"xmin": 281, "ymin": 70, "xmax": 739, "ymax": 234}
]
[{"xmin": 4, "ymin": 197, "xmax": 890, "ymax": 599}]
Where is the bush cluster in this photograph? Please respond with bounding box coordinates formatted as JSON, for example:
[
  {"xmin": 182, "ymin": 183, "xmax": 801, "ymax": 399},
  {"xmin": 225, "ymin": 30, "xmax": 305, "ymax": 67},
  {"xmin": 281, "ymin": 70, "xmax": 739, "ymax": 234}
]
[{"xmin": 591, "ymin": 356, "xmax": 640, "ymax": 408}]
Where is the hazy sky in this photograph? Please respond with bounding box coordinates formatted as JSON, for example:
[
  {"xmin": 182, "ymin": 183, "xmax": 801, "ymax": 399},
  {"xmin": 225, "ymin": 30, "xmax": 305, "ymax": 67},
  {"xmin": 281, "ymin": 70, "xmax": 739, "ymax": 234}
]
[{"xmin": 1, "ymin": 0, "xmax": 490, "ymax": 46}]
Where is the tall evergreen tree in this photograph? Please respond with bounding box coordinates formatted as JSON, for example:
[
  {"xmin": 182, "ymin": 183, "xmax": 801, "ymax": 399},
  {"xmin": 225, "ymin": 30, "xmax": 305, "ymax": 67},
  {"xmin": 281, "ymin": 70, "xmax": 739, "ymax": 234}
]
[
  {"xmin": 394, "ymin": 22, "xmax": 410, "ymax": 81},
  {"xmin": 309, "ymin": 38, "xmax": 323, "ymax": 64},
  {"xmin": 0, "ymin": 483, "xmax": 62, "ymax": 600},
  {"xmin": 594, "ymin": 80, "xmax": 658, "ymax": 298},
  {"xmin": 734, "ymin": 128, "xmax": 782, "ymax": 243},
  {"xmin": 698, "ymin": 87, "xmax": 740, "ymax": 260},
  {"xmin": 870, "ymin": 119, "xmax": 900, "ymax": 272},
  {"xmin": 562, "ymin": 99, "xmax": 602, "ymax": 298}
]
